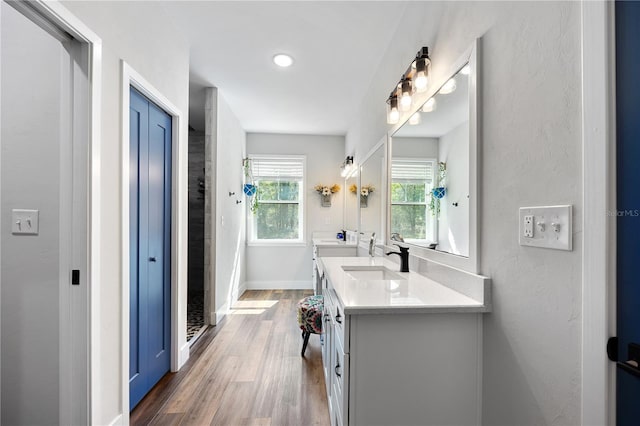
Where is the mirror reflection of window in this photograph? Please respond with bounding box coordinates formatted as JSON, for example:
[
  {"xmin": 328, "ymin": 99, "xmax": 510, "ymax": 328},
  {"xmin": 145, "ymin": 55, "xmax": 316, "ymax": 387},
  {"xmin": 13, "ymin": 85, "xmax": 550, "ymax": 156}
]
[{"xmin": 391, "ymin": 159, "xmax": 436, "ymax": 244}]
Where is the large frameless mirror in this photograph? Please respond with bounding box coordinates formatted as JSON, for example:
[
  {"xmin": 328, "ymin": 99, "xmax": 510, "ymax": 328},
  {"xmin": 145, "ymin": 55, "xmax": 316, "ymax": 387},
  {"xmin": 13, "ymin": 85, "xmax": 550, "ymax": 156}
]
[
  {"xmin": 388, "ymin": 39, "xmax": 479, "ymax": 272},
  {"xmin": 359, "ymin": 138, "xmax": 387, "ymax": 246}
]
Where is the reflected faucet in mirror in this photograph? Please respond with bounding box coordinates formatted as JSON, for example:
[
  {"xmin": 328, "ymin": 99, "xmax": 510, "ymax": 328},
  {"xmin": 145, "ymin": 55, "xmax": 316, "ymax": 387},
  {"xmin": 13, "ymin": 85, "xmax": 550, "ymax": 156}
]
[
  {"xmin": 368, "ymin": 232, "xmax": 376, "ymax": 257},
  {"xmin": 390, "ymin": 233, "xmax": 404, "ymax": 243}
]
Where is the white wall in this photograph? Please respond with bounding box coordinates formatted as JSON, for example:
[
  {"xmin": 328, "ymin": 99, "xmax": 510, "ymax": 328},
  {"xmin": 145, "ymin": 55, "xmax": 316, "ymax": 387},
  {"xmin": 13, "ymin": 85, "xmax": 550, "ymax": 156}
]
[
  {"xmin": 246, "ymin": 133, "xmax": 345, "ymax": 288},
  {"xmin": 60, "ymin": 2, "xmax": 190, "ymax": 424},
  {"xmin": 213, "ymin": 91, "xmax": 247, "ymax": 321},
  {"xmin": 437, "ymin": 121, "xmax": 469, "ymax": 255},
  {"xmin": 392, "ymin": 137, "xmax": 439, "ymax": 158},
  {"xmin": 1, "ymin": 4, "xmax": 67, "ymax": 423},
  {"xmin": 346, "ymin": 2, "xmax": 582, "ymax": 424}
]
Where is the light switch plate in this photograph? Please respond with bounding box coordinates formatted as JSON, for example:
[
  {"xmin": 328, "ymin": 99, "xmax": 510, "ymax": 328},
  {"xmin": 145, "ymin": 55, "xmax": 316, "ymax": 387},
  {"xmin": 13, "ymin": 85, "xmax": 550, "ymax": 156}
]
[
  {"xmin": 519, "ymin": 205, "xmax": 572, "ymax": 251},
  {"xmin": 12, "ymin": 209, "xmax": 39, "ymax": 235}
]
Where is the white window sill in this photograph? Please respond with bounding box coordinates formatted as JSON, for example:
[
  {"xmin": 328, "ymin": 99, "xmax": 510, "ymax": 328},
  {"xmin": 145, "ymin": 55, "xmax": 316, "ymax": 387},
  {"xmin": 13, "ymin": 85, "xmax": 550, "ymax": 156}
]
[{"xmin": 247, "ymin": 240, "xmax": 308, "ymax": 248}]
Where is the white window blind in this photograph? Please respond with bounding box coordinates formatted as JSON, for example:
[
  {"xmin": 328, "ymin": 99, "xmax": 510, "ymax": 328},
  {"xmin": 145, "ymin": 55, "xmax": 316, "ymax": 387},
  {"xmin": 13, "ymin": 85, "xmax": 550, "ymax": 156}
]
[
  {"xmin": 252, "ymin": 157, "xmax": 304, "ymax": 180},
  {"xmin": 391, "ymin": 160, "xmax": 434, "ymax": 182}
]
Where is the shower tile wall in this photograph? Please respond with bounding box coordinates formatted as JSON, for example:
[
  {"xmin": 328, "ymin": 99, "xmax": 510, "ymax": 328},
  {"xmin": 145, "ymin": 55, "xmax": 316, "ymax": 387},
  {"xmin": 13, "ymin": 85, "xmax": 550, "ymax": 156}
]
[{"xmin": 188, "ymin": 130, "xmax": 205, "ymax": 341}]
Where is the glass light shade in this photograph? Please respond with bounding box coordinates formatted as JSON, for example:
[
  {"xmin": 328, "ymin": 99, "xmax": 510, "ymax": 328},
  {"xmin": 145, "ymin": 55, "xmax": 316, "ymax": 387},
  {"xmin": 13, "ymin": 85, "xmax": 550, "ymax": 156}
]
[
  {"xmin": 387, "ymin": 97, "xmax": 400, "ymax": 124},
  {"xmin": 388, "ymin": 105, "xmax": 400, "ymax": 124},
  {"xmin": 409, "ymin": 112, "xmax": 421, "ymax": 125},
  {"xmin": 422, "ymin": 97, "xmax": 436, "ymax": 112},
  {"xmin": 414, "ymin": 57, "xmax": 429, "ymax": 93},
  {"xmin": 460, "ymin": 64, "xmax": 470, "ymax": 75},
  {"xmin": 400, "ymin": 79, "xmax": 412, "ymax": 111},
  {"xmin": 439, "ymin": 78, "xmax": 457, "ymax": 94},
  {"xmin": 414, "ymin": 71, "xmax": 428, "ymax": 92}
]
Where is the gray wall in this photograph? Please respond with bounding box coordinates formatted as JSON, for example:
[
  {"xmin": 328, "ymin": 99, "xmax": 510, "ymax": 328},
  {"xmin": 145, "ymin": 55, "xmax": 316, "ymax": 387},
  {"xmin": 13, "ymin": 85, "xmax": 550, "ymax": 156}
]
[
  {"xmin": 346, "ymin": 2, "xmax": 582, "ymax": 424},
  {"xmin": 1, "ymin": 3, "xmax": 67, "ymax": 423},
  {"xmin": 246, "ymin": 133, "xmax": 345, "ymax": 287},
  {"xmin": 212, "ymin": 90, "xmax": 247, "ymax": 319}
]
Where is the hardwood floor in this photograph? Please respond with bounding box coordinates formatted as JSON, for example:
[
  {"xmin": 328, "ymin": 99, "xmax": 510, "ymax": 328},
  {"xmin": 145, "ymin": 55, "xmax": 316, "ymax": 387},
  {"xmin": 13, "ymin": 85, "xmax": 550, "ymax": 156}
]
[{"xmin": 131, "ymin": 290, "xmax": 330, "ymax": 426}]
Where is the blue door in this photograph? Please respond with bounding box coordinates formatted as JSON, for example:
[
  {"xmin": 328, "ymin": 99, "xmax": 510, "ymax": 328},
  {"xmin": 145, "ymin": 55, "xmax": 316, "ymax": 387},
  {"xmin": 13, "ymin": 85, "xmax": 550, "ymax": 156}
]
[
  {"xmin": 129, "ymin": 87, "xmax": 172, "ymax": 409},
  {"xmin": 616, "ymin": 2, "xmax": 640, "ymax": 423}
]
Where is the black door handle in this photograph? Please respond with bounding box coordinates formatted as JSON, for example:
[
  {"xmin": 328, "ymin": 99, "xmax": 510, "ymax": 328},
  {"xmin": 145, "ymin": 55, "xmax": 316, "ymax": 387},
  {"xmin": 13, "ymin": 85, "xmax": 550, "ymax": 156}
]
[
  {"xmin": 617, "ymin": 360, "xmax": 640, "ymax": 379},
  {"xmin": 149, "ymin": 257, "xmax": 157, "ymax": 262}
]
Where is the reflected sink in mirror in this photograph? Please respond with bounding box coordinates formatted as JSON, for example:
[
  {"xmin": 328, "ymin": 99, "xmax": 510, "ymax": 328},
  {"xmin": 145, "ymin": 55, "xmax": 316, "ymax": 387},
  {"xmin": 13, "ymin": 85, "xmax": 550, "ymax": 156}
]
[{"xmin": 341, "ymin": 265, "xmax": 406, "ymax": 281}]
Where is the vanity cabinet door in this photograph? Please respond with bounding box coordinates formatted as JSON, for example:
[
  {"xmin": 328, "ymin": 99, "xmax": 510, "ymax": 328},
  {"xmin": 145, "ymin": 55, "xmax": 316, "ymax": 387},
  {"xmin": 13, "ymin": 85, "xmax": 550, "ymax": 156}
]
[
  {"xmin": 332, "ymin": 330, "xmax": 349, "ymax": 426},
  {"xmin": 322, "ymin": 284, "xmax": 334, "ymax": 405}
]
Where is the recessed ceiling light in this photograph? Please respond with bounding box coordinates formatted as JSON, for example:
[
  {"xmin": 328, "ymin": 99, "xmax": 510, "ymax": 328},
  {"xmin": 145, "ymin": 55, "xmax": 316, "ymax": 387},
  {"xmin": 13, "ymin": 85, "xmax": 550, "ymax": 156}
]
[{"xmin": 273, "ymin": 54, "xmax": 294, "ymax": 68}]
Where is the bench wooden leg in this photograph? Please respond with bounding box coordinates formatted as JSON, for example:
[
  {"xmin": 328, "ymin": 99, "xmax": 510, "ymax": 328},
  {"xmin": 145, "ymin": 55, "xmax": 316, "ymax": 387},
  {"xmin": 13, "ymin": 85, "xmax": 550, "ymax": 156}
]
[{"xmin": 301, "ymin": 331, "xmax": 311, "ymax": 356}]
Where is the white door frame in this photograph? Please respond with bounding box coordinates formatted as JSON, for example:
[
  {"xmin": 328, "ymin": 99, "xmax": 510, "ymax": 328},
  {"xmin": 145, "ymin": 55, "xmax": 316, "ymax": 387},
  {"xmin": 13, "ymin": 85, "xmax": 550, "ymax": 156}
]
[
  {"xmin": 120, "ymin": 61, "xmax": 189, "ymax": 423},
  {"xmin": 0, "ymin": 1, "xmax": 102, "ymax": 424},
  {"xmin": 581, "ymin": 1, "xmax": 616, "ymax": 425}
]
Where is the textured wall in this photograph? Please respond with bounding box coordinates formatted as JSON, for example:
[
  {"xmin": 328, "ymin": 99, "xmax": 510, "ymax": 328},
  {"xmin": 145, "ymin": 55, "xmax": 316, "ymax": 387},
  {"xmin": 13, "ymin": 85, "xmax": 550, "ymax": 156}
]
[
  {"xmin": 60, "ymin": 2, "xmax": 190, "ymax": 423},
  {"xmin": 346, "ymin": 2, "xmax": 582, "ymax": 424}
]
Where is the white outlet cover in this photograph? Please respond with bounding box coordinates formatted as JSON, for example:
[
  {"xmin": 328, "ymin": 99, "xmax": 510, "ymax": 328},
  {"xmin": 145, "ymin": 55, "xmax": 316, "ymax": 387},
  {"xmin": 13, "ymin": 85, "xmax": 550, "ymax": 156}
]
[
  {"xmin": 11, "ymin": 209, "xmax": 39, "ymax": 235},
  {"xmin": 518, "ymin": 205, "xmax": 572, "ymax": 251}
]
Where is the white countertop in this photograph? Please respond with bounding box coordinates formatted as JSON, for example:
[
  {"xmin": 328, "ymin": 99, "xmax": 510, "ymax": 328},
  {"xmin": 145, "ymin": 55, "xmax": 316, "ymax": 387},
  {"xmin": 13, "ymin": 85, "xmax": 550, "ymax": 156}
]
[
  {"xmin": 319, "ymin": 256, "xmax": 489, "ymax": 315},
  {"xmin": 312, "ymin": 238, "xmax": 357, "ymax": 248}
]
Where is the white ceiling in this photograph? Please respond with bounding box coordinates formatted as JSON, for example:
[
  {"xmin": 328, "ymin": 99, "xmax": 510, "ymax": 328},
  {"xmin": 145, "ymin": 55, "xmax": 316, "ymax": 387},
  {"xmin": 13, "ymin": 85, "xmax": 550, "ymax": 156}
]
[
  {"xmin": 160, "ymin": 1, "xmax": 409, "ymax": 134},
  {"xmin": 393, "ymin": 68, "xmax": 469, "ymax": 139}
]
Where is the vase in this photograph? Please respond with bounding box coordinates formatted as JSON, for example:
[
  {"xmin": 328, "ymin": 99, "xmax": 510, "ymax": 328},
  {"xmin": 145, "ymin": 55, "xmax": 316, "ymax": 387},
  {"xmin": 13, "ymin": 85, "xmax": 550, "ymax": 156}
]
[
  {"xmin": 243, "ymin": 183, "xmax": 256, "ymax": 197},
  {"xmin": 360, "ymin": 195, "xmax": 368, "ymax": 208},
  {"xmin": 321, "ymin": 194, "xmax": 331, "ymax": 207},
  {"xmin": 432, "ymin": 187, "xmax": 446, "ymax": 199}
]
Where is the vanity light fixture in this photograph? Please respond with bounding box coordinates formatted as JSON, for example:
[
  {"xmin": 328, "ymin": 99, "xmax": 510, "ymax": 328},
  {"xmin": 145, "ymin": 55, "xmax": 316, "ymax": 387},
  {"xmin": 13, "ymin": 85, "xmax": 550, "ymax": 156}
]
[
  {"xmin": 409, "ymin": 112, "xmax": 421, "ymax": 125},
  {"xmin": 385, "ymin": 46, "xmax": 430, "ymax": 124},
  {"xmin": 340, "ymin": 156, "xmax": 355, "ymax": 177},
  {"xmin": 422, "ymin": 97, "xmax": 436, "ymax": 112},
  {"xmin": 439, "ymin": 77, "xmax": 457, "ymax": 94},
  {"xmin": 273, "ymin": 53, "xmax": 294, "ymax": 67}
]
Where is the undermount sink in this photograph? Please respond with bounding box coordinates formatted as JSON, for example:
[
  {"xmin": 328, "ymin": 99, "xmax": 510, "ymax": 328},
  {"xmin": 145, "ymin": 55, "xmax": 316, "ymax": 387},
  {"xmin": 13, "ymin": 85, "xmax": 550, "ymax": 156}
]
[{"xmin": 341, "ymin": 265, "xmax": 406, "ymax": 281}]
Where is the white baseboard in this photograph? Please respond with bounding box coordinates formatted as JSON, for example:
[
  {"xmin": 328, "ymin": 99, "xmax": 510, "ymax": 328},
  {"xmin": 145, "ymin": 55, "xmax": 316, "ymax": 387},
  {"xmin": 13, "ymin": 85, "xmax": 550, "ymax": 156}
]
[
  {"xmin": 237, "ymin": 281, "xmax": 247, "ymax": 298},
  {"xmin": 178, "ymin": 342, "xmax": 190, "ymax": 369},
  {"xmin": 211, "ymin": 301, "xmax": 230, "ymax": 325},
  {"xmin": 245, "ymin": 280, "xmax": 313, "ymax": 290}
]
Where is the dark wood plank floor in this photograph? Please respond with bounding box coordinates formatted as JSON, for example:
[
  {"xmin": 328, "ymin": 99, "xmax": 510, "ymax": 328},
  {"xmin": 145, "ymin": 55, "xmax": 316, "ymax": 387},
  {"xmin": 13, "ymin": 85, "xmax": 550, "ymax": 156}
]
[{"xmin": 131, "ymin": 289, "xmax": 330, "ymax": 426}]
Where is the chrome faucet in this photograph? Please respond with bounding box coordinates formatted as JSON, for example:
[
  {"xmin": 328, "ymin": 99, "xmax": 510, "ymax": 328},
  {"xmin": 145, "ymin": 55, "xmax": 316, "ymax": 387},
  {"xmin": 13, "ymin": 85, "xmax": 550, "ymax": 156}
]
[
  {"xmin": 368, "ymin": 232, "xmax": 376, "ymax": 257},
  {"xmin": 386, "ymin": 244, "xmax": 410, "ymax": 272}
]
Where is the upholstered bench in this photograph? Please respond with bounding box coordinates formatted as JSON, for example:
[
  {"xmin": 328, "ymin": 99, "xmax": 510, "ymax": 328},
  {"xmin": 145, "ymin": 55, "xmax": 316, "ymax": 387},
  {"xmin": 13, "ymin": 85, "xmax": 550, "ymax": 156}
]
[{"xmin": 296, "ymin": 295, "xmax": 323, "ymax": 356}]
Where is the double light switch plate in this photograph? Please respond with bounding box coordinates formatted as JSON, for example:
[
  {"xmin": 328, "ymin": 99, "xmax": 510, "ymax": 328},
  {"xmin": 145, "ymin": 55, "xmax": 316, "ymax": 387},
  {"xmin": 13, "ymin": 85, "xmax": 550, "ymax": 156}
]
[
  {"xmin": 11, "ymin": 209, "xmax": 39, "ymax": 235},
  {"xmin": 519, "ymin": 205, "xmax": 572, "ymax": 251}
]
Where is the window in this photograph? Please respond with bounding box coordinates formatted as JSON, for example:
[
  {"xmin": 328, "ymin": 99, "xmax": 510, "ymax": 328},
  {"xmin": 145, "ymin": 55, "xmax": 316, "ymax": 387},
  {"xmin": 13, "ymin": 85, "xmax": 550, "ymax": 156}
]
[
  {"xmin": 248, "ymin": 155, "xmax": 305, "ymax": 243},
  {"xmin": 390, "ymin": 159, "xmax": 436, "ymax": 242}
]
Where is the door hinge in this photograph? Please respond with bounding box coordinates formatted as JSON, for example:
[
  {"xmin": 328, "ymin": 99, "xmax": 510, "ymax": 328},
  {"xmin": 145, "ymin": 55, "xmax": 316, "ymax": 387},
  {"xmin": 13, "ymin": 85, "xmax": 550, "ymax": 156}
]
[{"xmin": 72, "ymin": 269, "xmax": 80, "ymax": 285}]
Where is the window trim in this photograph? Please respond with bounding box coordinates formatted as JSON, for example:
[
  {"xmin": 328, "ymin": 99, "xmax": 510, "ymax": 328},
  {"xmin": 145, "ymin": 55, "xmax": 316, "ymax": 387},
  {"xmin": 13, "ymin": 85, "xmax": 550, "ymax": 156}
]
[{"xmin": 247, "ymin": 154, "xmax": 307, "ymax": 245}]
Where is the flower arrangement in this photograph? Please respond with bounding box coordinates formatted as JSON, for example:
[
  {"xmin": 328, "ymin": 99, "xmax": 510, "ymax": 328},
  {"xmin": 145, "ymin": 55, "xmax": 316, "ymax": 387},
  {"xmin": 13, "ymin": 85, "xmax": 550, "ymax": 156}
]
[
  {"xmin": 360, "ymin": 185, "xmax": 375, "ymax": 197},
  {"xmin": 349, "ymin": 184, "xmax": 358, "ymax": 194},
  {"xmin": 315, "ymin": 184, "xmax": 341, "ymax": 195}
]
